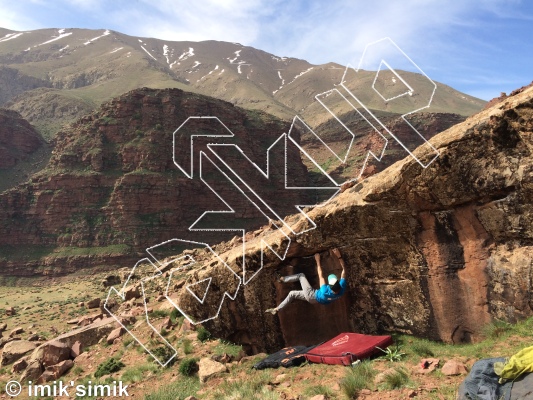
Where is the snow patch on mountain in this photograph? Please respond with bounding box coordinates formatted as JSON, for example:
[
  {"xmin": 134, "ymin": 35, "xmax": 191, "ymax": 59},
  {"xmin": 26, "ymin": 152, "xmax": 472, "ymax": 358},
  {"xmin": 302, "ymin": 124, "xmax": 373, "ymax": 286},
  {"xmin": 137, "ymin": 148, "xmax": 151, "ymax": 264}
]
[
  {"xmin": 178, "ymin": 47, "xmax": 194, "ymax": 61},
  {"xmin": 141, "ymin": 45, "xmax": 157, "ymax": 61},
  {"xmin": 37, "ymin": 30, "xmax": 72, "ymax": 46},
  {"xmin": 288, "ymin": 67, "xmax": 314, "ymax": 84},
  {"xmin": 163, "ymin": 45, "xmax": 170, "ymax": 64},
  {"xmin": 228, "ymin": 50, "xmax": 241, "ymax": 63},
  {"xmin": 84, "ymin": 29, "xmax": 110, "ymax": 45},
  {"xmin": 0, "ymin": 32, "xmax": 24, "ymax": 43}
]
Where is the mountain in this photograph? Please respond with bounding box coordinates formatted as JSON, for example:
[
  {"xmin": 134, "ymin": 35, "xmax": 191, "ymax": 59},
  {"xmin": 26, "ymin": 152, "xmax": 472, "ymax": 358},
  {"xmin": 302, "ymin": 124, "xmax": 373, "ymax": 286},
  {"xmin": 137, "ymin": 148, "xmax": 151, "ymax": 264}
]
[
  {"xmin": 0, "ymin": 87, "xmax": 312, "ymax": 276},
  {"xmin": 0, "ymin": 27, "xmax": 485, "ymax": 137},
  {"xmin": 171, "ymin": 84, "xmax": 533, "ymax": 352},
  {"xmin": 0, "ymin": 26, "xmax": 489, "ymax": 277}
]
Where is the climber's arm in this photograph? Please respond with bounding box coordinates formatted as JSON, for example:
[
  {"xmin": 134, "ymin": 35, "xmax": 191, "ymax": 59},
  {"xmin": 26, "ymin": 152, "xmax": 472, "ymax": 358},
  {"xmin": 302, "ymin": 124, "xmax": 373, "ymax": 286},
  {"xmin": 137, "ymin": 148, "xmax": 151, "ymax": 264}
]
[
  {"xmin": 315, "ymin": 253, "xmax": 326, "ymax": 286},
  {"xmin": 332, "ymin": 248, "xmax": 346, "ymax": 279}
]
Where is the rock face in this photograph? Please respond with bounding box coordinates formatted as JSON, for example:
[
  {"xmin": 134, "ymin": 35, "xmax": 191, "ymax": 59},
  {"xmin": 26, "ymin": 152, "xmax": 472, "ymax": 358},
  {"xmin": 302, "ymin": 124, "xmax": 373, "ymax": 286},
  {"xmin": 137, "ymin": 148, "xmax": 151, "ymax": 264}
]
[
  {"xmin": 174, "ymin": 86, "xmax": 533, "ymax": 353},
  {"xmin": 0, "ymin": 87, "xmax": 307, "ymax": 276},
  {"xmin": 32, "ymin": 317, "xmax": 116, "ymax": 354},
  {"xmin": 0, "ymin": 109, "xmax": 44, "ymax": 169},
  {"xmin": 1, "ymin": 340, "xmax": 37, "ymax": 365},
  {"xmin": 198, "ymin": 358, "xmax": 227, "ymax": 383},
  {"xmin": 30, "ymin": 340, "xmax": 71, "ymax": 367}
]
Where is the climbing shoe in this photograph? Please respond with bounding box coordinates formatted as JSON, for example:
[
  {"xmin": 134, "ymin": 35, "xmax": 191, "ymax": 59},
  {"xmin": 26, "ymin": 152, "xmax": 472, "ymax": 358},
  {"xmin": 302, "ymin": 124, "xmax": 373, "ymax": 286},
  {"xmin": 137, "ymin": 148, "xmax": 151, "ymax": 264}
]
[{"xmin": 265, "ymin": 308, "xmax": 278, "ymax": 315}]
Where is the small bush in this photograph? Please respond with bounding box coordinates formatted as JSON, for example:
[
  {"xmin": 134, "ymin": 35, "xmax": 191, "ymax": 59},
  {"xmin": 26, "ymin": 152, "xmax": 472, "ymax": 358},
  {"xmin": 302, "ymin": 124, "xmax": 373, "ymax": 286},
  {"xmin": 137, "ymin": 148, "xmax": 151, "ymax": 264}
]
[
  {"xmin": 123, "ymin": 336, "xmax": 134, "ymax": 348},
  {"xmin": 151, "ymin": 309, "xmax": 169, "ymax": 319},
  {"xmin": 381, "ymin": 367, "xmax": 410, "ymax": 390},
  {"xmin": 170, "ymin": 308, "xmax": 182, "ymax": 323},
  {"xmin": 182, "ymin": 338, "xmax": 193, "ymax": 355},
  {"xmin": 341, "ymin": 360, "xmax": 375, "ymax": 399},
  {"xmin": 94, "ymin": 358, "xmax": 125, "ymax": 378},
  {"xmin": 151, "ymin": 346, "xmax": 177, "ymax": 366},
  {"xmin": 377, "ymin": 345, "xmax": 406, "ymax": 362},
  {"xmin": 197, "ymin": 326, "xmax": 212, "ymax": 342},
  {"xmin": 178, "ymin": 358, "xmax": 198, "ymax": 377}
]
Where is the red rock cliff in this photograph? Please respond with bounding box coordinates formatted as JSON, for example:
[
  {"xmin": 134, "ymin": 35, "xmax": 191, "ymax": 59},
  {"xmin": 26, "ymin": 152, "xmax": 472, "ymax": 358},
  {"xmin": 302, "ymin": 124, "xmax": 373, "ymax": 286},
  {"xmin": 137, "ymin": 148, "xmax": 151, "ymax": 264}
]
[
  {"xmin": 0, "ymin": 88, "xmax": 309, "ymax": 276},
  {"xmin": 172, "ymin": 86, "xmax": 533, "ymax": 353}
]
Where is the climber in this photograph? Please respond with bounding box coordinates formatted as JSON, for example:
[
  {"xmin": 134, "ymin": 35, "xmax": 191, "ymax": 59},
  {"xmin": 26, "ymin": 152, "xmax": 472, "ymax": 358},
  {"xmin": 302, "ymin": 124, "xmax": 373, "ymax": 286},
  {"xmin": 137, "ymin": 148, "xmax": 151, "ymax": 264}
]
[{"xmin": 265, "ymin": 248, "xmax": 347, "ymax": 315}]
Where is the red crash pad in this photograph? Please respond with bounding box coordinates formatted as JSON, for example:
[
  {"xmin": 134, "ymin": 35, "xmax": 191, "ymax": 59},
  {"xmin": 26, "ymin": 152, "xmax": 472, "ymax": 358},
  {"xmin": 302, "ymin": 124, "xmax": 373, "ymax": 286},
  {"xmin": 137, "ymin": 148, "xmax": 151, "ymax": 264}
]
[{"xmin": 305, "ymin": 332, "xmax": 393, "ymax": 366}]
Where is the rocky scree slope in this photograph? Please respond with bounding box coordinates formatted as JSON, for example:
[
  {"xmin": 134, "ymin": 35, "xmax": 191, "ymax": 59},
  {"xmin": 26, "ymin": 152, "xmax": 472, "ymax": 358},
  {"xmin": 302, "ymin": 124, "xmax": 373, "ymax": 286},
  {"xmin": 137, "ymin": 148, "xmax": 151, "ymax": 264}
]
[
  {"xmin": 172, "ymin": 86, "xmax": 533, "ymax": 354},
  {"xmin": 0, "ymin": 87, "xmax": 309, "ymax": 276}
]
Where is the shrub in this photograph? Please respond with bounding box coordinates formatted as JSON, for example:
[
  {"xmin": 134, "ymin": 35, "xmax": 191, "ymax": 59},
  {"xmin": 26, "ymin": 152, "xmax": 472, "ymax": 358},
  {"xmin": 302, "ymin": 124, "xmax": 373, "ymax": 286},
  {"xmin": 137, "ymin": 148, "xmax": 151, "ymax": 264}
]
[
  {"xmin": 381, "ymin": 367, "xmax": 410, "ymax": 390},
  {"xmin": 377, "ymin": 345, "xmax": 406, "ymax": 362},
  {"xmin": 151, "ymin": 309, "xmax": 169, "ymax": 319},
  {"xmin": 341, "ymin": 360, "xmax": 375, "ymax": 399},
  {"xmin": 197, "ymin": 326, "xmax": 211, "ymax": 342},
  {"xmin": 151, "ymin": 346, "xmax": 177, "ymax": 366},
  {"xmin": 169, "ymin": 308, "xmax": 182, "ymax": 323},
  {"xmin": 178, "ymin": 358, "xmax": 198, "ymax": 376},
  {"xmin": 182, "ymin": 338, "xmax": 193, "ymax": 355},
  {"xmin": 94, "ymin": 358, "xmax": 125, "ymax": 378}
]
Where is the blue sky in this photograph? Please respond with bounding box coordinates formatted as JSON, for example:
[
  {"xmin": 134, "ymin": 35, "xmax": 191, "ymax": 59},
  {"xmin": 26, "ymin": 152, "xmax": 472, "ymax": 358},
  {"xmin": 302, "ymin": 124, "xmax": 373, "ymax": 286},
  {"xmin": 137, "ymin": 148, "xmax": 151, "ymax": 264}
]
[{"xmin": 1, "ymin": 0, "xmax": 532, "ymax": 100}]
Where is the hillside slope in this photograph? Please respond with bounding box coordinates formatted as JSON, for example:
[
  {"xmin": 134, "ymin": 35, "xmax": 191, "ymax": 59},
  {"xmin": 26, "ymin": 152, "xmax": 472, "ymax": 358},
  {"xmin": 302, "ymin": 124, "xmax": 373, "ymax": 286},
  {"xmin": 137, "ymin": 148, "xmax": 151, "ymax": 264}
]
[{"xmin": 0, "ymin": 27, "xmax": 485, "ymax": 137}]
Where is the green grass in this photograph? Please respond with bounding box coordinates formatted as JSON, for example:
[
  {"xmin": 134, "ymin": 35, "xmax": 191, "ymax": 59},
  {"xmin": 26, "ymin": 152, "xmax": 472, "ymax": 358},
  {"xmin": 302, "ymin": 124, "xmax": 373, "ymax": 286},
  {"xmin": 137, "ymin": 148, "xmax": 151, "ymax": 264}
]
[
  {"xmin": 410, "ymin": 340, "xmax": 435, "ymax": 357},
  {"xmin": 0, "ymin": 245, "xmax": 55, "ymax": 263},
  {"xmin": 144, "ymin": 376, "xmax": 200, "ymax": 400},
  {"xmin": 178, "ymin": 358, "xmax": 198, "ymax": 377},
  {"xmin": 151, "ymin": 309, "xmax": 170, "ymax": 319},
  {"xmin": 377, "ymin": 345, "xmax": 406, "ymax": 362},
  {"xmin": 182, "ymin": 338, "xmax": 193, "ymax": 355},
  {"xmin": 71, "ymin": 365, "xmax": 84, "ymax": 376},
  {"xmin": 94, "ymin": 358, "xmax": 125, "ymax": 378},
  {"xmin": 197, "ymin": 326, "xmax": 212, "ymax": 342},
  {"xmin": 397, "ymin": 316, "xmax": 533, "ymax": 364},
  {"xmin": 150, "ymin": 346, "xmax": 177, "ymax": 367},
  {"xmin": 121, "ymin": 363, "xmax": 159, "ymax": 383},
  {"xmin": 213, "ymin": 340, "xmax": 243, "ymax": 358},
  {"xmin": 212, "ymin": 370, "xmax": 275, "ymax": 400},
  {"xmin": 482, "ymin": 319, "xmax": 514, "ymax": 339},
  {"xmin": 380, "ymin": 367, "xmax": 411, "ymax": 390},
  {"xmin": 170, "ymin": 308, "xmax": 182, "ymax": 324},
  {"xmin": 341, "ymin": 360, "xmax": 376, "ymax": 399},
  {"xmin": 52, "ymin": 244, "xmax": 131, "ymax": 258},
  {"xmin": 303, "ymin": 384, "xmax": 336, "ymax": 397}
]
